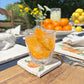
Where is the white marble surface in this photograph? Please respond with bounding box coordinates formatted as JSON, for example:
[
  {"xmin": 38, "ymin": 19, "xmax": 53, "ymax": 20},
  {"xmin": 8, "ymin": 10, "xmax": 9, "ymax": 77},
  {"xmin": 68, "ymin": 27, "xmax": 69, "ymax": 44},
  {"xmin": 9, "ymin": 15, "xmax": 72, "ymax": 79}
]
[{"xmin": 17, "ymin": 56, "xmax": 61, "ymax": 77}]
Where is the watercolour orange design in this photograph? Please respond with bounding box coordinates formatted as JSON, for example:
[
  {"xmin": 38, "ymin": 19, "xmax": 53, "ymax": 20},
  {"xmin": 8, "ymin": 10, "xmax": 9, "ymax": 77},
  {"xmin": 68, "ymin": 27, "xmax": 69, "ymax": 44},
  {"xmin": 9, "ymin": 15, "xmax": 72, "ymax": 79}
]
[
  {"xmin": 25, "ymin": 60, "xmax": 44, "ymax": 71},
  {"xmin": 61, "ymin": 43, "xmax": 83, "ymax": 54},
  {"xmin": 28, "ymin": 62, "xmax": 40, "ymax": 68}
]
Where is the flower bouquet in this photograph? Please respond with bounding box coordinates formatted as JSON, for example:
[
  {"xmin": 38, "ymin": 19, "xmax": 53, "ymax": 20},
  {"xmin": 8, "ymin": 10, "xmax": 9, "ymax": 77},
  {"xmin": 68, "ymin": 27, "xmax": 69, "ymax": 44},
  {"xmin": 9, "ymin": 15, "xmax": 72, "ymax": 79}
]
[{"xmin": 18, "ymin": 4, "xmax": 50, "ymax": 20}]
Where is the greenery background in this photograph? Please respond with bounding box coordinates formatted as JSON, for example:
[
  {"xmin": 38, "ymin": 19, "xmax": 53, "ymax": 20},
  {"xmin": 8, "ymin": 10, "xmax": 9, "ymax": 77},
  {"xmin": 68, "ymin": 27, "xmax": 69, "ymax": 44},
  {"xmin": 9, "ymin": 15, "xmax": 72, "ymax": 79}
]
[
  {"xmin": 24, "ymin": 0, "xmax": 84, "ymax": 18},
  {"xmin": 4, "ymin": 0, "xmax": 84, "ymax": 29}
]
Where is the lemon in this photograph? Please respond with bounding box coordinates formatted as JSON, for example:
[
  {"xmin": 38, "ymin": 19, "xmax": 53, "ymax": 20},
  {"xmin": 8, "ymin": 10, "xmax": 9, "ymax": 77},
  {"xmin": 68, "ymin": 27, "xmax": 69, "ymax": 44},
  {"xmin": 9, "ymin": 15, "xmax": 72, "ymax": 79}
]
[
  {"xmin": 81, "ymin": 12, "xmax": 84, "ymax": 16},
  {"xmin": 75, "ymin": 26, "xmax": 83, "ymax": 32},
  {"xmin": 72, "ymin": 26, "xmax": 76, "ymax": 29},
  {"xmin": 74, "ymin": 13, "xmax": 80, "ymax": 18},
  {"xmin": 69, "ymin": 18, "xmax": 71, "ymax": 20},
  {"xmin": 72, "ymin": 12, "xmax": 80, "ymax": 18},
  {"xmin": 72, "ymin": 12, "xmax": 76, "ymax": 16},
  {"xmin": 74, "ymin": 20, "xmax": 79, "ymax": 24},
  {"xmin": 75, "ymin": 8, "xmax": 83, "ymax": 15},
  {"xmin": 81, "ymin": 21, "xmax": 84, "ymax": 24},
  {"xmin": 78, "ymin": 16, "xmax": 84, "ymax": 22},
  {"xmin": 72, "ymin": 17, "xmax": 76, "ymax": 21}
]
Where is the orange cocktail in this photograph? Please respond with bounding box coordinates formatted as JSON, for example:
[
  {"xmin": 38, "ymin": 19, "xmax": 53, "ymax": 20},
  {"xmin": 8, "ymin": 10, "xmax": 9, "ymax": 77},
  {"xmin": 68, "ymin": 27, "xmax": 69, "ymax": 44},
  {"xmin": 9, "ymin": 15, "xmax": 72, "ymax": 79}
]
[{"xmin": 25, "ymin": 28, "xmax": 56, "ymax": 65}]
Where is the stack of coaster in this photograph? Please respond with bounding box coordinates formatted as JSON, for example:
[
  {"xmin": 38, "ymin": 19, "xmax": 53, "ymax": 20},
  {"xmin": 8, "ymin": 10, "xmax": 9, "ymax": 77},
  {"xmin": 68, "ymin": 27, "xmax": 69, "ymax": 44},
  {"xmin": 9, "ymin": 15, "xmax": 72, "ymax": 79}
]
[{"xmin": 17, "ymin": 56, "xmax": 61, "ymax": 77}]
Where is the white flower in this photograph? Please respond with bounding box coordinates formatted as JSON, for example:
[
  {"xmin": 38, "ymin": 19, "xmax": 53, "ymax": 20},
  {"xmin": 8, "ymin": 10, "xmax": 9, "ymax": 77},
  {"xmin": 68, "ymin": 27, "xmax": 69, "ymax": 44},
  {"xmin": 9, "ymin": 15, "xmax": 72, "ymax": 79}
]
[
  {"xmin": 44, "ymin": 13, "xmax": 47, "ymax": 16},
  {"xmin": 38, "ymin": 4, "xmax": 44, "ymax": 11},
  {"xmin": 44, "ymin": 6, "xmax": 51, "ymax": 11}
]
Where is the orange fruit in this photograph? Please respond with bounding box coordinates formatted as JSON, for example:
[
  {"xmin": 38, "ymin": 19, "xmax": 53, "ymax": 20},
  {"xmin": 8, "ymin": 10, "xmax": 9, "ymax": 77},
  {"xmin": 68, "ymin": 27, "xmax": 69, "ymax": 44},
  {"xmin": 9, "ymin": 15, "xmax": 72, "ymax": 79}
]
[
  {"xmin": 42, "ymin": 24, "xmax": 46, "ymax": 29},
  {"xmin": 45, "ymin": 24, "xmax": 54, "ymax": 30},
  {"xmin": 68, "ymin": 24, "xmax": 72, "ymax": 30},
  {"xmin": 44, "ymin": 18, "xmax": 52, "ymax": 25},
  {"xmin": 52, "ymin": 21, "xmax": 59, "ymax": 27},
  {"xmin": 54, "ymin": 26, "xmax": 62, "ymax": 31},
  {"xmin": 59, "ymin": 18, "xmax": 69, "ymax": 26},
  {"xmin": 63, "ymin": 24, "xmax": 72, "ymax": 31}
]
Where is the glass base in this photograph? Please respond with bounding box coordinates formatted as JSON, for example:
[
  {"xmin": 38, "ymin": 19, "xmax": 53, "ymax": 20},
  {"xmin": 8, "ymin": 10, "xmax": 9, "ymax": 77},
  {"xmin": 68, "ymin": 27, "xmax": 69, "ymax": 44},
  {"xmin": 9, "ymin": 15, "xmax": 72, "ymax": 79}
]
[{"xmin": 31, "ymin": 52, "xmax": 53, "ymax": 65}]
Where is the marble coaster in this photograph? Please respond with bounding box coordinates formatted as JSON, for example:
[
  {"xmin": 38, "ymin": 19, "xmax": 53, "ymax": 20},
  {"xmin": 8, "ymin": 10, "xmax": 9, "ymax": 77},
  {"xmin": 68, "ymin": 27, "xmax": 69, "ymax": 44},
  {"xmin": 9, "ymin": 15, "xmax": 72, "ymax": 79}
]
[{"xmin": 17, "ymin": 56, "xmax": 61, "ymax": 77}]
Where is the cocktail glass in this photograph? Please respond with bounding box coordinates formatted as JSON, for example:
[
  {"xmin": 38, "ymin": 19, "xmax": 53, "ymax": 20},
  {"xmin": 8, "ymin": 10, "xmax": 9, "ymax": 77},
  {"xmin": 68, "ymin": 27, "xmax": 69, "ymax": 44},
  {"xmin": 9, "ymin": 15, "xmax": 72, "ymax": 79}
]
[{"xmin": 25, "ymin": 29, "xmax": 56, "ymax": 65}]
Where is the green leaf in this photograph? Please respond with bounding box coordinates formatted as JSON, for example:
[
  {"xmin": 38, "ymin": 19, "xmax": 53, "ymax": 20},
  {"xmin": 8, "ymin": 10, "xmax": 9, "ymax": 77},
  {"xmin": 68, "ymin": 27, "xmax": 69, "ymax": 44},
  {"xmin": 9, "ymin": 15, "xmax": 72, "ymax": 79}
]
[
  {"xmin": 25, "ymin": 59, "xmax": 31, "ymax": 63},
  {"xmin": 76, "ymin": 49, "xmax": 84, "ymax": 51},
  {"xmin": 39, "ymin": 66, "xmax": 44, "ymax": 72},
  {"xmin": 59, "ymin": 44, "xmax": 65, "ymax": 47},
  {"xmin": 76, "ymin": 49, "xmax": 81, "ymax": 51},
  {"xmin": 68, "ymin": 47, "xmax": 72, "ymax": 49},
  {"xmin": 78, "ymin": 53, "xmax": 84, "ymax": 56}
]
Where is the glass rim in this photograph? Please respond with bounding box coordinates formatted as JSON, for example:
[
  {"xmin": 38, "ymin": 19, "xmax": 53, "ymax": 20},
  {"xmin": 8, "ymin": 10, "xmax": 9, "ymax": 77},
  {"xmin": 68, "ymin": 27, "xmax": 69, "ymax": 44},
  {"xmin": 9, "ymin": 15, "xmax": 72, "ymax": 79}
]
[
  {"xmin": 50, "ymin": 8, "xmax": 61, "ymax": 11},
  {"xmin": 24, "ymin": 29, "xmax": 56, "ymax": 35},
  {"xmin": 51, "ymin": 8, "xmax": 61, "ymax": 9}
]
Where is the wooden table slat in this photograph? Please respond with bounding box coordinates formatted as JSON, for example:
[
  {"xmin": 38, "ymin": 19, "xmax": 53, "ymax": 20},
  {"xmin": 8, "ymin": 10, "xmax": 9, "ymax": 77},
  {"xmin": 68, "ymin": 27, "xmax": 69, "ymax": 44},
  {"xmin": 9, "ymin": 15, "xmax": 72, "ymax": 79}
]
[{"xmin": 0, "ymin": 63, "xmax": 84, "ymax": 84}]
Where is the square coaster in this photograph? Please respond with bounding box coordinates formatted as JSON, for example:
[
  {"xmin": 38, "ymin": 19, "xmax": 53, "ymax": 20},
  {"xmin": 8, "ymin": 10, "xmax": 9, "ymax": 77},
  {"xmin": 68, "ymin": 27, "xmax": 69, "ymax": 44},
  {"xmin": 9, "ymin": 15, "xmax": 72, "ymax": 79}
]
[{"xmin": 17, "ymin": 56, "xmax": 61, "ymax": 77}]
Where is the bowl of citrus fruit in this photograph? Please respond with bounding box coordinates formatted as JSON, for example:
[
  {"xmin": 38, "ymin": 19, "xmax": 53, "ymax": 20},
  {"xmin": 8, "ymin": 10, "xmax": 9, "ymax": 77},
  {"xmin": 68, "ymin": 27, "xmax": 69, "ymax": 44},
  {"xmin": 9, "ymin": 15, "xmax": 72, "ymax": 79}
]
[
  {"xmin": 71, "ymin": 8, "xmax": 84, "ymax": 26},
  {"xmin": 42, "ymin": 18, "xmax": 75, "ymax": 36}
]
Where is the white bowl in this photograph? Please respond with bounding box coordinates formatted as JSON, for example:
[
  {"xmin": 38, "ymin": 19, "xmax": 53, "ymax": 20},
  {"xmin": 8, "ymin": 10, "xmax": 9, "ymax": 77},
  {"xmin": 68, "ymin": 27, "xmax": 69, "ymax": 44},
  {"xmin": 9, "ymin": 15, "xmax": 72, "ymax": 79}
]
[
  {"xmin": 74, "ymin": 24, "xmax": 84, "ymax": 26},
  {"xmin": 56, "ymin": 29, "xmax": 76, "ymax": 36}
]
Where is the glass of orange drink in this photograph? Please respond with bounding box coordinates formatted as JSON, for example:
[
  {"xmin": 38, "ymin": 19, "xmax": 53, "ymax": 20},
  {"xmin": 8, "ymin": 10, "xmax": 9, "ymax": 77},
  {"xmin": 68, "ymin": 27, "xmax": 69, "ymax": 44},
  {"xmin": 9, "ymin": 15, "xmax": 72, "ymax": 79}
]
[{"xmin": 25, "ymin": 28, "xmax": 56, "ymax": 65}]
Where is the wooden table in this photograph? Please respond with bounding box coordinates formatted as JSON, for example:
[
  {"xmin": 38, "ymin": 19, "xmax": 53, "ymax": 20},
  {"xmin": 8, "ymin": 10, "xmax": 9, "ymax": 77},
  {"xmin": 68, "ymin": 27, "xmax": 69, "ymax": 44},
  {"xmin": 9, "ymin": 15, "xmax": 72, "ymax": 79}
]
[{"xmin": 0, "ymin": 63, "xmax": 84, "ymax": 84}]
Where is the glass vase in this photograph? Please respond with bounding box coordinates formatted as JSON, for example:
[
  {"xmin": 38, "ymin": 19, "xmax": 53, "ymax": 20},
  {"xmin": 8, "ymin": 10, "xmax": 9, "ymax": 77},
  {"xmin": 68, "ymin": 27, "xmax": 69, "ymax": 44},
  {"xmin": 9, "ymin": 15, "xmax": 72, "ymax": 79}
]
[{"xmin": 33, "ymin": 20, "xmax": 44, "ymax": 30}]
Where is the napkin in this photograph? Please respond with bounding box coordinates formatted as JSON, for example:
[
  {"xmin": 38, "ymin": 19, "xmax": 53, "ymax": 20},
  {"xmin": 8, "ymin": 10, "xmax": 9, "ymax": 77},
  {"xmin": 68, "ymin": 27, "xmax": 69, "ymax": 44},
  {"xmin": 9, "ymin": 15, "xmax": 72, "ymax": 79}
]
[
  {"xmin": 0, "ymin": 33, "xmax": 16, "ymax": 51},
  {"xmin": 63, "ymin": 32, "xmax": 84, "ymax": 47},
  {"xmin": 6, "ymin": 25, "xmax": 21, "ymax": 35},
  {"xmin": 0, "ymin": 44, "xmax": 28, "ymax": 64}
]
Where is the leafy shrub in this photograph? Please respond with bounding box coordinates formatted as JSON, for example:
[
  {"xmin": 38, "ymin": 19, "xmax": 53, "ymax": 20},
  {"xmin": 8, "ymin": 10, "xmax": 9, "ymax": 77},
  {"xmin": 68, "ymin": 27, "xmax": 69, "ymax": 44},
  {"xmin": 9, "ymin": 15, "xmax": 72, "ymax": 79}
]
[
  {"xmin": 24, "ymin": 0, "xmax": 84, "ymax": 18},
  {"xmin": 5, "ymin": 0, "xmax": 84, "ymax": 29}
]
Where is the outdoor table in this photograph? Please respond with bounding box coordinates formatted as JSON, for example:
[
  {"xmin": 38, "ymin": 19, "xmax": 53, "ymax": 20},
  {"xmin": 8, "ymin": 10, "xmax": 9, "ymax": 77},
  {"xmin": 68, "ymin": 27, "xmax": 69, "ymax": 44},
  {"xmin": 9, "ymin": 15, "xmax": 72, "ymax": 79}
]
[
  {"xmin": 0, "ymin": 63, "xmax": 84, "ymax": 84},
  {"xmin": 0, "ymin": 37, "xmax": 84, "ymax": 84}
]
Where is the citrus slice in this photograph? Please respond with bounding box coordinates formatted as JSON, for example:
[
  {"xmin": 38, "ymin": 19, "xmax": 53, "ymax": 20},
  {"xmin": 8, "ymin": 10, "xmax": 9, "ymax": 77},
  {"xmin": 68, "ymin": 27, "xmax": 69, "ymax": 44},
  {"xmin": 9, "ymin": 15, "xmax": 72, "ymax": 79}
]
[
  {"xmin": 35, "ymin": 28, "xmax": 55, "ymax": 51},
  {"xmin": 25, "ymin": 35, "xmax": 51, "ymax": 59}
]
